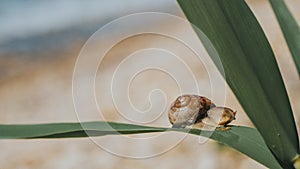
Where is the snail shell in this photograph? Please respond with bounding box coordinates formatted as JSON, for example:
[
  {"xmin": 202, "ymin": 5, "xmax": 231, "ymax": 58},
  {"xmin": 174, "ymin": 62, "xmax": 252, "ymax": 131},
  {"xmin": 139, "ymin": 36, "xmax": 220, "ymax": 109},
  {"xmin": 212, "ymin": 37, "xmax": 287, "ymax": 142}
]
[
  {"xmin": 168, "ymin": 95, "xmax": 236, "ymax": 128},
  {"xmin": 168, "ymin": 95, "xmax": 215, "ymax": 128}
]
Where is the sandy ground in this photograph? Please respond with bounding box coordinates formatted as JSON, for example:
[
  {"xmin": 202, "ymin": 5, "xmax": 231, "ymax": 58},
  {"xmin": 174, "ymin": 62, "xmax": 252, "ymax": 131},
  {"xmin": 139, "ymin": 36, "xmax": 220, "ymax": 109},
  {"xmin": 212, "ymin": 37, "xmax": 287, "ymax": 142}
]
[{"xmin": 0, "ymin": 0, "xmax": 299, "ymax": 168}]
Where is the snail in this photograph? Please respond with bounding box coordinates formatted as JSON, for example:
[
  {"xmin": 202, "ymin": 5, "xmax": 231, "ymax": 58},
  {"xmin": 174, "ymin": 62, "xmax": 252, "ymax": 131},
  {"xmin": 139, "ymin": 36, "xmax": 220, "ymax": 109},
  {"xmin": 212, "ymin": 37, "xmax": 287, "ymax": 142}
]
[{"xmin": 168, "ymin": 95, "xmax": 236, "ymax": 130}]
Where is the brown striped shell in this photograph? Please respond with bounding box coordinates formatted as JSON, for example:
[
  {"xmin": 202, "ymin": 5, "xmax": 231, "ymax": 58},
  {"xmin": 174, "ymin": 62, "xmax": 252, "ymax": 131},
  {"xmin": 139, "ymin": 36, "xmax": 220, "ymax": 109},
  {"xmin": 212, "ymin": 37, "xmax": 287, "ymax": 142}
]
[{"xmin": 168, "ymin": 95, "xmax": 215, "ymax": 128}]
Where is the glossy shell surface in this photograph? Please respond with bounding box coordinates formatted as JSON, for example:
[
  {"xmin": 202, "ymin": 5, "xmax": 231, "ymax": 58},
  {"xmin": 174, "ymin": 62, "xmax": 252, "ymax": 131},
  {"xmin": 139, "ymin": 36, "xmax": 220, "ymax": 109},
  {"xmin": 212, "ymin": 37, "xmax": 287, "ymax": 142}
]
[
  {"xmin": 168, "ymin": 95, "xmax": 236, "ymax": 128},
  {"xmin": 168, "ymin": 95, "xmax": 215, "ymax": 128}
]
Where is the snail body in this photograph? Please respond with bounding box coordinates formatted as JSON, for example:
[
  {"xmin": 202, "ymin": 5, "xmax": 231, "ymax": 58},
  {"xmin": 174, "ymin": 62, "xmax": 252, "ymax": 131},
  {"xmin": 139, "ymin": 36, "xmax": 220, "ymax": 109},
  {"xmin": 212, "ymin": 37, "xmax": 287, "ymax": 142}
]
[
  {"xmin": 168, "ymin": 95, "xmax": 236, "ymax": 129},
  {"xmin": 216, "ymin": 107, "xmax": 236, "ymax": 126}
]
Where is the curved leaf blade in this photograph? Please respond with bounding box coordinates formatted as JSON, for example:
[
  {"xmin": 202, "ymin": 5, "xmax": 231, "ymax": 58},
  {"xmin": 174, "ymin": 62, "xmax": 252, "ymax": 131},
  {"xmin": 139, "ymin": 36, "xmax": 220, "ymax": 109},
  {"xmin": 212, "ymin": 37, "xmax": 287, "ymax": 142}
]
[
  {"xmin": 189, "ymin": 126, "xmax": 282, "ymax": 169},
  {"xmin": 0, "ymin": 122, "xmax": 166, "ymax": 139},
  {"xmin": 270, "ymin": 0, "xmax": 300, "ymax": 76},
  {"xmin": 0, "ymin": 121, "xmax": 281, "ymax": 168},
  {"xmin": 176, "ymin": 0, "xmax": 299, "ymax": 167}
]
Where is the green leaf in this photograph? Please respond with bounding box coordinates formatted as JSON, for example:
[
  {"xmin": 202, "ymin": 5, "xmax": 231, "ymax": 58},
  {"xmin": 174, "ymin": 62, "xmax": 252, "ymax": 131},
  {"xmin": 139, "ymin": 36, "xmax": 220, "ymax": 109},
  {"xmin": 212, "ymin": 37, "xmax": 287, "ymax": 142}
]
[
  {"xmin": 0, "ymin": 122, "xmax": 166, "ymax": 139},
  {"xmin": 0, "ymin": 121, "xmax": 281, "ymax": 168},
  {"xmin": 176, "ymin": 0, "xmax": 299, "ymax": 168},
  {"xmin": 269, "ymin": 0, "xmax": 300, "ymax": 76}
]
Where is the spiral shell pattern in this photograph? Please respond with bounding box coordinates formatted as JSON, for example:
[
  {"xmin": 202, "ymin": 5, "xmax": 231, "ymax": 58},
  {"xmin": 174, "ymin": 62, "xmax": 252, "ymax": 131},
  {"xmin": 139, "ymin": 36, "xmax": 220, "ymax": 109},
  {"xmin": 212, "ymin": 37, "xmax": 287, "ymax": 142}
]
[{"xmin": 168, "ymin": 95, "xmax": 215, "ymax": 128}]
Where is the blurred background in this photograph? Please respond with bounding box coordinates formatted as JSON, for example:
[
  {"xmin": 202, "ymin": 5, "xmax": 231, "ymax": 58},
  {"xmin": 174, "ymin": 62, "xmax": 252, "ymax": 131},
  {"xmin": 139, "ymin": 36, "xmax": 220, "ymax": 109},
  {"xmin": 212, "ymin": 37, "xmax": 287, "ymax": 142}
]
[{"xmin": 0, "ymin": 0, "xmax": 299, "ymax": 168}]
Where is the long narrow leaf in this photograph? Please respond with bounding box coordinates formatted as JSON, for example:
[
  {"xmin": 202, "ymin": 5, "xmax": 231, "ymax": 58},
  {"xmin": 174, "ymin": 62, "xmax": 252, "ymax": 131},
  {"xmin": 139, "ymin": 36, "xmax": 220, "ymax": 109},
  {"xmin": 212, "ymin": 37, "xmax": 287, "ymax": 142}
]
[
  {"xmin": 270, "ymin": 0, "xmax": 300, "ymax": 76},
  {"xmin": 177, "ymin": 0, "xmax": 299, "ymax": 168},
  {"xmin": 0, "ymin": 121, "xmax": 281, "ymax": 168}
]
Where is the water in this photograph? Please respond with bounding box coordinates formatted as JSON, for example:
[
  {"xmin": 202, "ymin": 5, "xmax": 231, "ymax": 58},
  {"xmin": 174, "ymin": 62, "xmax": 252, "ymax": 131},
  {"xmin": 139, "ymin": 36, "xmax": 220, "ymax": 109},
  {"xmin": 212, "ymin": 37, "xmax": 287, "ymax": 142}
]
[{"xmin": 0, "ymin": 0, "xmax": 177, "ymax": 54}]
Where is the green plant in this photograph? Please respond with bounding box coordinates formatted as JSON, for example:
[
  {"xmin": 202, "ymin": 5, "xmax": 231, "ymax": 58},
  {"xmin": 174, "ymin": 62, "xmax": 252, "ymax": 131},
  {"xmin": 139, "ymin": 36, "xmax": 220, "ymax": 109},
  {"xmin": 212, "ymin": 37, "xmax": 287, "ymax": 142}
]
[
  {"xmin": 177, "ymin": 0, "xmax": 299, "ymax": 168},
  {"xmin": 1, "ymin": 0, "xmax": 299, "ymax": 168},
  {"xmin": 269, "ymin": 0, "xmax": 300, "ymax": 76}
]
